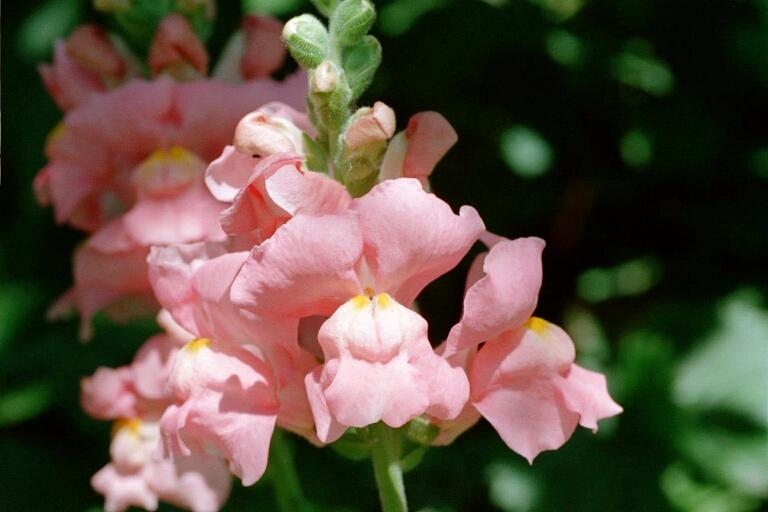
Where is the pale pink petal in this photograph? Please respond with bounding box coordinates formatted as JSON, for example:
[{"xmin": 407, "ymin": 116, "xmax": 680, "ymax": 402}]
[
  {"xmin": 324, "ymin": 355, "xmax": 429, "ymax": 428},
  {"xmin": 81, "ymin": 367, "xmax": 138, "ymax": 420},
  {"xmin": 205, "ymin": 146, "xmax": 258, "ymax": 202},
  {"xmin": 305, "ymin": 367, "xmax": 347, "ymax": 443},
  {"xmin": 231, "ymin": 213, "xmax": 363, "ymax": 318},
  {"xmin": 162, "ymin": 387, "xmax": 278, "ymax": 486},
  {"xmin": 131, "ymin": 334, "xmax": 179, "ymax": 402},
  {"xmin": 264, "ymin": 164, "xmax": 351, "ymax": 217},
  {"xmin": 556, "ymin": 364, "xmax": 623, "ymax": 431},
  {"xmin": 353, "ymin": 178, "xmax": 484, "ymax": 305},
  {"xmin": 149, "ymin": 453, "xmax": 232, "ymax": 512},
  {"xmin": 219, "ymin": 154, "xmax": 303, "ymax": 239},
  {"xmin": 402, "ymin": 111, "xmax": 458, "ymax": 178},
  {"xmin": 444, "ymin": 237, "xmax": 544, "ymax": 356},
  {"xmin": 470, "ymin": 321, "xmax": 578, "ymax": 462},
  {"xmin": 92, "ymin": 464, "xmax": 159, "ymax": 512}
]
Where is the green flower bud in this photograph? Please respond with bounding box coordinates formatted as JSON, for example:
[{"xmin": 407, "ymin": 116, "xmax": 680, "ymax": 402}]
[
  {"xmin": 282, "ymin": 14, "xmax": 329, "ymax": 69},
  {"xmin": 342, "ymin": 35, "xmax": 381, "ymax": 101},
  {"xmin": 331, "ymin": 0, "xmax": 376, "ymax": 47}
]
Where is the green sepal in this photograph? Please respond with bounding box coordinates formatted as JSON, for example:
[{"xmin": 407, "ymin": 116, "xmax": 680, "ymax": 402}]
[
  {"xmin": 330, "ymin": 0, "xmax": 376, "ymax": 47},
  {"xmin": 302, "ymin": 133, "xmax": 329, "ymax": 174},
  {"xmin": 342, "ymin": 35, "xmax": 382, "ymax": 101}
]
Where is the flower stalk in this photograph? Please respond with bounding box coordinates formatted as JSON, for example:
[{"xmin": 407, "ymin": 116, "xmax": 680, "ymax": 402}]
[
  {"xmin": 370, "ymin": 423, "xmax": 408, "ymax": 512},
  {"xmin": 268, "ymin": 429, "xmax": 311, "ymax": 512}
]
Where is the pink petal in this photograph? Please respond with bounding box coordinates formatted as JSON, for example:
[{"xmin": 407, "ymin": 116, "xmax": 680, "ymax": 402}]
[
  {"xmin": 162, "ymin": 387, "xmax": 277, "ymax": 486},
  {"xmin": 240, "ymin": 14, "xmax": 286, "ymax": 79},
  {"xmin": 470, "ymin": 321, "xmax": 578, "ymax": 462},
  {"xmin": 81, "ymin": 367, "xmax": 138, "ymax": 420},
  {"xmin": 323, "ymin": 355, "xmax": 429, "ymax": 428},
  {"xmin": 231, "ymin": 213, "xmax": 363, "ymax": 318},
  {"xmin": 353, "ymin": 178, "xmax": 484, "ymax": 305},
  {"xmin": 92, "ymin": 464, "xmax": 159, "ymax": 512},
  {"xmin": 402, "ymin": 111, "xmax": 458, "ymax": 178},
  {"xmin": 305, "ymin": 367, "xmax": 347, "ymax": 443},
  {"xmin": 131, "ymin": 334, "xmax": 179, "ymax": 402},
  {"xmin": 444, "ymin": 237, "xmax": 545, "ymax": 356},
  {"xmin": 148, "ymin": 453, "xmax": 232, "ymax": 512},
  {"xmin": 556, "ymin": 364, "xmax": 623, "ymax": 431},
  {"xmin": 205, "ymin": 146, "xmax": 258, "ymax": 202}
]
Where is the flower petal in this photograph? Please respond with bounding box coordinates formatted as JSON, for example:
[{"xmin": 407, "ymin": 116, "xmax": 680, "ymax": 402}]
[
  {"xmin": 353, "ymin": 178, "xmax": 484, "ymax": 305},
  {"xmin": 231, "ymin": 213, "xmax": 363, "ymax": 318},
  {"xmin": 556, "ymin": 364, "xmax": 623, "ymax": 431},
  {"xmin": 445, "ymin": 237, "xmax": 544, "ymax": 356}
]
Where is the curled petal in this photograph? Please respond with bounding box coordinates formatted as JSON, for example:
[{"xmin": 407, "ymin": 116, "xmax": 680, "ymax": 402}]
[
  {"xmin": 444, "ymin": 237, "xmax": 544, "ymax": 356},
  {"xmin": 92, "ymin": 464, "xmax": 158, "ymax": 512},
  {"xmin": 556, "ymin": 364, "xmax": 623, "ymax": 431},
  {"xmin": 354, "ymin": 178, "xmax": 484, "ymax": 305}
]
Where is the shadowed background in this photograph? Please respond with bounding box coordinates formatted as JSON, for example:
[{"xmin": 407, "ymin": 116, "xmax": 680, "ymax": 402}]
[{"xmin": 1, "ymin": 0, "xmax": 767, "ymax": 510}]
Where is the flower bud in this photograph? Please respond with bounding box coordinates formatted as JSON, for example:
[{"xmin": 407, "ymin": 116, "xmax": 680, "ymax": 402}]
[
  {"xmin": 282, "ymin": 14, "xmax": 329, "ymax": 69},
  {"xmin": 342, "ymin": 35, "xmax": 381, "ymax": 100},
  {"xmin": 241, "ymin": 15, "xmax": 286, "ymax": 79},
  {"xmin": 92, "ymin": 0, "xmax": 130, "ymax": 12},
  {"xmin": 331, "ymin": 0, "xmax": 376, "ymax": 47},
  {"xmin": 311, "ymin": 60, "xmax": 340, "ymax": 93},
  {"xmin": 149, "ymin": 13, "xmax": 209, "ymax": 79},
  {"xmin": 233, "ymin": 110, "xmax": 304, "ymax": 158},
  {"xmin": 66, "ymin": 25, "xmax": 126, "ymax": 80},
  {"xmin": 344, "ymin": 101, "xmax": 396, "ymax": 151}
]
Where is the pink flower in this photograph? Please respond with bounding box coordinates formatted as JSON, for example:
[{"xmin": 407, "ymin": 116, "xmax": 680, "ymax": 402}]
[
  {"xmin": 82, "ymin": 319, "xmax": 232, "ymax": 511},
  {"xmin": 92, "ymin": 419, "xmax": 231, "ymax": 512},
  {"xmin": 240, "ymin": 15, "xmax": 286, "ymax": 80},
  {"xmin": 160, "ymin": 338, "xmax": 280, "ymax": 486},
  {"xmin": 39, "ymin": 24, "xmax": 133, "ymax": 111},
  {"xmin": 380, "ymin": 111, "xmax": 458, "ymax": 188},
  {"xmin": 37, "ymin": 72, "xmax": 306, "ymax": 333},
  {"xmin": 231, "ymin": 178, "xmax": 484, "ymax": 441},
  {"xmin": 148, "ymin": 241, "xmax": 320, "ymax": 448},
  {"xmin": 442, "ymin": 237, "xmax": 622, "ymax": 462}
]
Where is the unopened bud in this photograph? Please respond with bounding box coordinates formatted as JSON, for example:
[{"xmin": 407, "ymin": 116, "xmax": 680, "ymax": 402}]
[
  {"xmin": 342, "ymin": 35, "xmax": 381, "ymax": 100},
  {"xmin": 66, "ymin": 25, "xmax": 125, "ymax": 80},
  {"xmin": 331, "ymin": 0, "xmax": 376, "ymax": 47},
  {"xmin": 282, "ymin": 14, "xmax": 329, "ymax": 69},
  {"xmin": 175, "ymin": 0, "xmax": 216, "ymax": 20},
  {"xmin": 234, "ymin": 111, "xmax": 304, "ymax": 158},
  {"xmin": 149, "ymin": 13, "xmax": 209, "ymax": 78},
  {"xmin": 345, "ymin": 102, "xmax": 396, "ymax": 151},
  {"xmin": 311, "ymin": 60, "xmax": 340, "ymax": 93},
  {"xmin": 241, "ymin": 15, "xmax": 286, "ymax": 79}
]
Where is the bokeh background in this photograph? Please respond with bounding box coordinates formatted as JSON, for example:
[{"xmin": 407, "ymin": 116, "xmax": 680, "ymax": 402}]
[{"xmin": 2, "ymin": 0, "xmax": 767, "ymax": 510}]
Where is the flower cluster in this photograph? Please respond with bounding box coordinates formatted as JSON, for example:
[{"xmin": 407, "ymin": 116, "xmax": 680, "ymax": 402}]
[{"xmin": 36, "ymin": 1, "xmax": 621, "ymax": 511}]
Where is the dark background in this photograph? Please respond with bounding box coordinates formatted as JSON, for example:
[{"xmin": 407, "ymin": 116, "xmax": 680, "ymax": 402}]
[{"xmin": 1, "ymin": 0, "xmax": 767, "ymax": 510}]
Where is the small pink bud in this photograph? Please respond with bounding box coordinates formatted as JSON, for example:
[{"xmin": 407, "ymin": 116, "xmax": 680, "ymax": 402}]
[
  {"xmin": 149, "ymin": 14, "xmax": 209, "ymax": 78},
  {"xmin": 241, "ymin": 14, "xmax": 286, "ymax": 80},
  {"xmin": 345, "ymin": 101, "xmax": 396, "ymax": 151},
  {"xmin": 66, "ymin": 25, "xmax": 125, "ymax": 80},
  {"xmin": 234, "ymin": 110, "xmax": 303, "ymax": 158}
]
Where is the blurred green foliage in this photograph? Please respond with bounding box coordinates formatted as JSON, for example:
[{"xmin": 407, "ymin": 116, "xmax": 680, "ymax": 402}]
[{"xmin": 2, "ymin": 0, "xmax": 767, "ymax": 511}]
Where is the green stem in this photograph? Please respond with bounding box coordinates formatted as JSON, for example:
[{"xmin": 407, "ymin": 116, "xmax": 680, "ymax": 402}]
[
  {"xmin": 269, "ymin": 429, "xmax": 309, "ymax": 512},
  {"xmin": 370, "ymin": 423, "xmax": 408, "ymax": 512}
]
